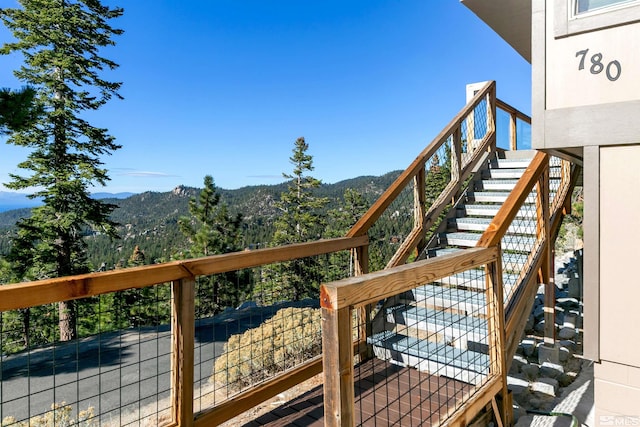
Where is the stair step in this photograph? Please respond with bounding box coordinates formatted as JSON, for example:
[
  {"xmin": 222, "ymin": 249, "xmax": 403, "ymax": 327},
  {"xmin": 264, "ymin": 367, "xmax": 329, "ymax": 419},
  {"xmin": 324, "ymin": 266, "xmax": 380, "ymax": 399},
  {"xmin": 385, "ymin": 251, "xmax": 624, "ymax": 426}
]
[
  {"xmin": 491, "ymin": 158, "xmax": 533, "ymax": 169},
  {"xmin": 449, "ymin": 217, "xmax": 537, "ymax": 235},
  {"xmin": 368, "ymin": 331, "xmax": 489, "ymax": 385},
  {"xmin": 467, "ymin": 191, "xmax": 516, "ymax": 203},
  {"xmin": 482, "ymin": 168, "xmax": 526, "ymax": 179},
  {"xmin": 437, "ymin": 269, "xmax": 518, "ymax": 291},
  {"xmin": 406, "ymin": 284, "xmax": 487, "ymax": 314},
  {"xmin": 386, "ymin": 305, "xmax": 488, "ymax": 347},
  {"xmin": 457, "ymin": 204, "xmax": 537, "ymax": 218},
  {"xmin": 442, "ymin": 232, "xmax": 536, "ymax": 252},
  {"xmin": 430, "ymin": 248, "xmax": 530, "ymax": 274},
  {"xmin": 475, "ymin": 179, "xmax": 521, "ymax": 191}
]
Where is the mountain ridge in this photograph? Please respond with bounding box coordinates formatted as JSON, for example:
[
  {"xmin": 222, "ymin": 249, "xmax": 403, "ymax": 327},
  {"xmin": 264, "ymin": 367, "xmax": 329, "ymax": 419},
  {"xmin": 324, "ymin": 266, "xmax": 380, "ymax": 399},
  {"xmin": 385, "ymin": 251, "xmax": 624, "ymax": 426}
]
[{"xmin": 0, "ymin": 170, "xmax": 402, "ymax": 268}]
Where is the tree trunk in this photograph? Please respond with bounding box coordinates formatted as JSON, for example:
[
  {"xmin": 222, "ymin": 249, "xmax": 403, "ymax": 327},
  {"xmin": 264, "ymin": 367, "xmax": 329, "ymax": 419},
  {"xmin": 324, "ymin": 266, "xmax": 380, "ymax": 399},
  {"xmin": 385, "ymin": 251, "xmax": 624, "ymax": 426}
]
[
  {"xmin": 58, "ymin": 300, "xmax": 76, "ymax": 341},
  {"xmin": 20, "ymin": 308, "xmax": 30, "ymax": 348}
]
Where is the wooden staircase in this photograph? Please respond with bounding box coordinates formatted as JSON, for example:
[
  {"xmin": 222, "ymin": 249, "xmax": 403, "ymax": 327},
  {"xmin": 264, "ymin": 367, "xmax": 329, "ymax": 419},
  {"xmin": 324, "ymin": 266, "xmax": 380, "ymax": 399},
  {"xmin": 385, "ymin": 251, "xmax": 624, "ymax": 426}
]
[{"xmin": 368, "ymin": 149, "xmax": 558, "ymax": 387}]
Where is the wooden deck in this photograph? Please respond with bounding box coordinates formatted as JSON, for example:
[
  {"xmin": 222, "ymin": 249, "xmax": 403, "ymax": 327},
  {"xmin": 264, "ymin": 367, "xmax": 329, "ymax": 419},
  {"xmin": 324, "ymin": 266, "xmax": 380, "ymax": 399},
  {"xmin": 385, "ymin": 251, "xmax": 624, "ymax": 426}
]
[{"xmin": 241, "ymin": 358, "xmax": 474, "ymax": 426}]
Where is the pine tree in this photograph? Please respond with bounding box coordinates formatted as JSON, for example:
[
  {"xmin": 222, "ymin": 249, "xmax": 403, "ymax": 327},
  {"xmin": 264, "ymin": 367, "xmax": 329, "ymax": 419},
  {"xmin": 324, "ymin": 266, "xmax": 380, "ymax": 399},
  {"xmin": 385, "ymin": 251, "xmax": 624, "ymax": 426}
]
[
  {"xmin": 178, "ymin": 175, "xmax": 246, "ymax": 315},
  {"xmin": 324, "ymin": 188, "xmax": 369, "ymax": 280},
  {"xmin": 255, "ymin": 137, "xmax": 329, "ymax": 304},
  {"xmin": 0, "ymin": 86, "xmax": 41, "ymax": 133},
  {"xmin": 1, "ymin": 0, "xmax": 124, "ymax": 341}
]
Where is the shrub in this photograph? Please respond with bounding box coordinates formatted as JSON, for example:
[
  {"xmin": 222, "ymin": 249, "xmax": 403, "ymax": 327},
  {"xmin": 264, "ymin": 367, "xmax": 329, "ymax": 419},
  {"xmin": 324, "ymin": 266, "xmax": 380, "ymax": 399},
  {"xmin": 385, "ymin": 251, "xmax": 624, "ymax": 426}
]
[
  {"xmin": 2, "ymin": 402, "xmax": 96, "ymax": 427},
  {"xmin": 212, "ymin": 307, "xmax": 321, "ymax": 389}
]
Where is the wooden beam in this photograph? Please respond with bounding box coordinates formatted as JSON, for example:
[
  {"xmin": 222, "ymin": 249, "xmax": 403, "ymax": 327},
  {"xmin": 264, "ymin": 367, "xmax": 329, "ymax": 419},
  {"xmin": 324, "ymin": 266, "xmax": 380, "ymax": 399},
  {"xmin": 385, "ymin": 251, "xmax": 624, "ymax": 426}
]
[
  {"xmin": 509, "ymin": 112, "xmax": 518, "ymax": 151},
  {"xmin": 322, "ymin": 306, "xmax": 355, "ymax": 427},
  {"xmin": 321, "ymin": 246, "xmax": 498, "ymax": 310},
  {"xmin": 476, "ymin": 152, "xmax": 549, "ymax": 248},
  {"xmin": 0, "ymin": 263, "xmax": 192, "ymax": 311},
  {"xmin": 442, "ymin": 376, "xmax": 503, "ymax": 427},
  {"xmin": 171, "ymin": 277, "xmax": 195, "ymax": 427},
  {"xmin": 496, "ymin": 98, "xmax": 532, "ymax": 124},
  {"xmin": 194, "ymin": 358, "xmax": 323, "ymax": 426},
  {"xmin": 0, "ymin": 236, "xmax": 368, "ymax": 311},
  {"xmin": 485, "ymin": 257, "xmax": 510, "ymax": 427},
  {"xmin": 186, "ymin": 236, "xmax": 369, "ymax": 276},
  {"xmin": 539, "ymin": 168, "xmax": 556, "ymax": 345}
]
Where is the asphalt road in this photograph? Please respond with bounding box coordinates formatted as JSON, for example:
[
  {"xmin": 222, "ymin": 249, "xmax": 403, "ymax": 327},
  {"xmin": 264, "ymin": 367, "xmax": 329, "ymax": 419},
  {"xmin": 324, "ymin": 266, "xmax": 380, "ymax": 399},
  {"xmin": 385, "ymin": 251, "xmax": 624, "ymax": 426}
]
[{"xmin": 0, "ymin": 300, "xmax": 318, "ymax": 425}]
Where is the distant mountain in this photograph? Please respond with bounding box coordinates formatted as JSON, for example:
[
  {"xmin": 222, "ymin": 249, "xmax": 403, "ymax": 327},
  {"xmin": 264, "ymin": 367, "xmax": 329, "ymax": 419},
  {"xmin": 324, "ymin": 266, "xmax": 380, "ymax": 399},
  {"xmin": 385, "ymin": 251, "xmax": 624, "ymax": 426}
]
[
  {"xmin": 0, "ymin": 192, "xmax": 41, "ymax": 213},
  {"xmin": 92, "ymin": 192, "xmax": 136, "ymax": 200},
  {"xmin": 0, "ymin": 191, "xmax": 135, "ymax": 213},
  {"xmin": 0, "ymin": 171, "xmax": 402, "ymax": 268}
]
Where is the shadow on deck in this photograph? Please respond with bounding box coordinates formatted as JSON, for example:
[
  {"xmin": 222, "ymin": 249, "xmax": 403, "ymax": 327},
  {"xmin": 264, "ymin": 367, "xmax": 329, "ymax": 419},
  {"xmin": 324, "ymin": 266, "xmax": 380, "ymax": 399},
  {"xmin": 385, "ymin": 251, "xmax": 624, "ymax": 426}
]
[{"xmin": 242, "ymin": 358, "xmax": 473, "ymax": 426}]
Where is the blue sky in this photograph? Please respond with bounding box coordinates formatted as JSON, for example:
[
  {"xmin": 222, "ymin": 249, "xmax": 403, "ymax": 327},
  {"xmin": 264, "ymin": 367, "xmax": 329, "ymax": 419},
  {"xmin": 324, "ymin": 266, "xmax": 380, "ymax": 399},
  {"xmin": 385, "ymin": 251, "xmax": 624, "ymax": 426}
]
[{"xmin": 0, "ymin": 1, "xmax": 531, "ymax": 193}]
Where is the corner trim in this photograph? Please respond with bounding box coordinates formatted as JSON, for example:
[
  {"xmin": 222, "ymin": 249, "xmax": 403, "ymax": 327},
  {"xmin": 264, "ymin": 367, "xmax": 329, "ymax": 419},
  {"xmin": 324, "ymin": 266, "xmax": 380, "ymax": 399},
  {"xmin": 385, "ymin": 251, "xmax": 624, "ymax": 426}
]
[{"xmin": 583, "ymin": 145, "xmax": 599, "ymax": 362}]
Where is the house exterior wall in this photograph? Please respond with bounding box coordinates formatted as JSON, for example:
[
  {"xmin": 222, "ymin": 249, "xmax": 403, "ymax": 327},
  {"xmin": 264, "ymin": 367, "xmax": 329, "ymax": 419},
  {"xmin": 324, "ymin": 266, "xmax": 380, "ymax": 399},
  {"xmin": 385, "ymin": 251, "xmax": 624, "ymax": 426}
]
[
  {"xmin": 596, "ymin": 145, "xmax": 640, "ymax": 423},
  {"xmin": 532, "ymin": 1, "xmax": 640, "ymax": 424}
]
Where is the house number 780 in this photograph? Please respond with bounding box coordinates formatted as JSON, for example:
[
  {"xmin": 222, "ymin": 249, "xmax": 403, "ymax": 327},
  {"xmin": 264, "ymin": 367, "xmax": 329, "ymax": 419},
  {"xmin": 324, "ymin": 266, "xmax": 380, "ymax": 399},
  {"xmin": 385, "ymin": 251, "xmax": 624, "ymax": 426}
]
[{"xmin": 575, "ymin": 49, "xmax": 622, "ymax": 81}]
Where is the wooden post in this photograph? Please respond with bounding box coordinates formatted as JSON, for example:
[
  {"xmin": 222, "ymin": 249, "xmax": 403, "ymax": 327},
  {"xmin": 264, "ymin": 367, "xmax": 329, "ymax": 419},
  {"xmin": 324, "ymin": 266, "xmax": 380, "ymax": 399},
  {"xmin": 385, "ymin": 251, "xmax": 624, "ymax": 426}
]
[
  {"xmin": 452, "ymin": 127, "xmax": 462, "ymax": 185},
  {"xmin": 353, "ymin": 245, "xmax": 371, "ymax": 359},
  {"xmin": 537, "ymin": 167, "xmax": 555, "ymax": 345},
  {"xmin": 322, "ymin": 306, "xmax": 355, "ymax": 427},
  {"xmin": 509, "ymin": 112, "xmax": 517, "ymax": 151},
  {"xmin": 414, "ymin": 166, "xmax": 427, "ymax": 253},
  {"xmin": 172, "ymin": 277, "xmax": 196, "ymax": 427},
  {"xmin": 485, "ymin": 255, "xmax": 510, "ymax": 427},
  {"xmin": 487, "ymin": 88, "xmax": 497, "ymax": 150}
]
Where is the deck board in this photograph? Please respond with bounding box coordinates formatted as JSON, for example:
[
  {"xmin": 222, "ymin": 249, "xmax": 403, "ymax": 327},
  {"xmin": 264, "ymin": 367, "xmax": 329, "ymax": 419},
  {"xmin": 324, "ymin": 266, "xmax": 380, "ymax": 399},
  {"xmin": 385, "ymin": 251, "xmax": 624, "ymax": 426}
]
[{"xmin": 241, "ymin": 358, "xmax": 474, "ymax": 426}]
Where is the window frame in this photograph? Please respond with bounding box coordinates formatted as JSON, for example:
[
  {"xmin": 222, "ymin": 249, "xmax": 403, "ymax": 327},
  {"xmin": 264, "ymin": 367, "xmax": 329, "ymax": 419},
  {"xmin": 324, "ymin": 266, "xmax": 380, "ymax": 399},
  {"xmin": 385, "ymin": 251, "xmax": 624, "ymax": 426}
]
[{"xmin": 555, "ymin": 0, "xmax": 640, "ymax": 37}]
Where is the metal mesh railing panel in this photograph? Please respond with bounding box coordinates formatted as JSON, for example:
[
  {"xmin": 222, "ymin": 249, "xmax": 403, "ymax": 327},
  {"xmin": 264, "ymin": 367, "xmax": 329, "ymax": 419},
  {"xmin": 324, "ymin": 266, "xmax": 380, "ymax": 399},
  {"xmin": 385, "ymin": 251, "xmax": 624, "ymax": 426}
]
[
  {"xmin": 354, "ymin": 264, "xmax": 497, "ymax": 426},
  {"xmin": 460, "ymin": 96, "xmax": 489, "ymax": 170},
  {"xmin": 195, "ymin": 252, "xmax": 351, "ymax": 413},
  {"xmin": 368, "ymin": 181, "xmax": 416, "ymax": 272},
  {"xmin": 1, "ymin": 285, "xmax": 173, "ymax": 426}
]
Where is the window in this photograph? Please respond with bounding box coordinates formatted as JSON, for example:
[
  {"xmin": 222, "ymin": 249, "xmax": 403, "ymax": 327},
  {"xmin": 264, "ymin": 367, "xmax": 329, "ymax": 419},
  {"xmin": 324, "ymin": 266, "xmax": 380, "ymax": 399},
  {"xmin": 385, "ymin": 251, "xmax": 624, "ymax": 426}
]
[
  {"xmin": 575, "ymin": 0, "xmax": 636, "ymax": 14},
  {"xmin": 555, "ymin": 0, "xmax": 640, "ymax": 37}
]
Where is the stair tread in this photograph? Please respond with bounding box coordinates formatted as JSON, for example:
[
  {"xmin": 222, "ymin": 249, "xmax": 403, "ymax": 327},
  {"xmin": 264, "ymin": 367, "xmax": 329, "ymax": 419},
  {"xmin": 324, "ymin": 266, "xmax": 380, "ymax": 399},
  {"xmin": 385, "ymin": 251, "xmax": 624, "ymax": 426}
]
[
  {"xmin": 368, "ymin": 331, "xmax": 489, "ymax": 372},
  {"xmin": 443, "ymin": 232, "xmax": 536, "ymax": 251},
  {"xmin": 387, "ymin": 305, "xmax": 487, "ymax": 330},
  {"xmin": 432, "ymin": 248, "xmax": 530, "ymax": 273},
  {"xmin": 438, "ymin": 269, "xmax": 519, "ymax": 287}
]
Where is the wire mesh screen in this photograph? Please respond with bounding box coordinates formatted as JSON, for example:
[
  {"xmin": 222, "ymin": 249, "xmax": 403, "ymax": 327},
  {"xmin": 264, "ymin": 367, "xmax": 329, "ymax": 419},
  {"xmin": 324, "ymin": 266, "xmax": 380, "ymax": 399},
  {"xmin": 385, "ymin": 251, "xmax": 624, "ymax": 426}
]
[
  {"xmin": 356, "ymin": 265, "xmax": 496, "ymax": 425},
  {"xmin": 460, "ymin": 96, "xmax": 489, "ymax": 170},
  {"xmin": 1, "ymin": 285, "xmax": 173, "ymax": 426},
  {"xmin": 549, "ymin": 156, "xmax": 564, "ymax": 213},
  {"xmin": 195, "ymin": 252, "xmax": 352, "ymax": 414},
  {"xmin": 499, "ymin": 182, "xmax": 541, "ymax": 305},
  {"xmin": 368, "ymin": 181, "xmax": 415, "ymax": 272}
]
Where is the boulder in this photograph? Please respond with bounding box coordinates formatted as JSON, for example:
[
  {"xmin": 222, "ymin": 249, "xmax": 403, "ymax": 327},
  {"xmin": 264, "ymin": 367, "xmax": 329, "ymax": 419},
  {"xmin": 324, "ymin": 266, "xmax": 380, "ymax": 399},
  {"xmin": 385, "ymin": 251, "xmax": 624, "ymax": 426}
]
[
  {"xmin": 540, "ymin": 361, "xmax": 564, "ymax": 379},
  {"xmin": 531, "ymin": 377, "xmax": 559, "ymax": 396},
  {"xmin": 558, "ymin": 327, "xmax": 576, "ymax": 340}
]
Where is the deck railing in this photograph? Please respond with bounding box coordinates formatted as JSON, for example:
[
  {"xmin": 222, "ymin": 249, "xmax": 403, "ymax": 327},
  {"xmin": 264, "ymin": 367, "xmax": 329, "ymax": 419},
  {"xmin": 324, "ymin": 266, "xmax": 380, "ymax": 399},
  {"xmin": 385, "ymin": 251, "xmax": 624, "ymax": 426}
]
[
  {"xmin": 0, "ymin": 236, "xmax": 367, "ymax": 426},
  {"xmin": 320, "ymin": 152, "xmax": 578, "ymax": 426},
  {"xmin": 1, "ymin": 81, "xmax": 572, "ymax": 426}
]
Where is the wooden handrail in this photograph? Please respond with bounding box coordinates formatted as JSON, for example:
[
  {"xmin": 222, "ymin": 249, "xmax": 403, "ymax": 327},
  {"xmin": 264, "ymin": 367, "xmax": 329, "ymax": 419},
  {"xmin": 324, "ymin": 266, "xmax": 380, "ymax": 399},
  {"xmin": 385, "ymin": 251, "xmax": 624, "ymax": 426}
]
[
  {"xmin": 476, "ymin": 152, "xmax": 549, "ymax": 248},
  {"xmin": 496, "ymin": 99, "xmax": 531, "ymax": 124},
  {"xmin": 320, "ymin": 246, "xmax": 498, "ymax": 310},
  {"xmin": 347, "ymin": 80, "xmax": 496, "ymax": 238},
  {"xmin": 0, "ymin": 235, "xmax": 368, "ymax": 311}
]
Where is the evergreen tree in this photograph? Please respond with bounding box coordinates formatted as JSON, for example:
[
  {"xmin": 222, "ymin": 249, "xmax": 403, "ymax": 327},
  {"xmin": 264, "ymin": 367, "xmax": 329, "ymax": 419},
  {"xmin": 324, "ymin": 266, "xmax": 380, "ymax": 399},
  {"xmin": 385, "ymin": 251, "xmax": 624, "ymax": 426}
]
[
  {"xmin": 0, "ymin": 86, "xmax": 41, "ymax": 133},
  {"xmin": 178, "ymin": 175, "xmax": 246, "ymax": 315},
  {"xmin": 255, "ymin": 137, "xmax": 329, "ymax": 303},
  {"xmin": 325, "ymin": 188, "xmax": 369, "ymax": 280},
  {"xmin": 1, "ymin": 0, "xmax": 124, "ymax": 341}
]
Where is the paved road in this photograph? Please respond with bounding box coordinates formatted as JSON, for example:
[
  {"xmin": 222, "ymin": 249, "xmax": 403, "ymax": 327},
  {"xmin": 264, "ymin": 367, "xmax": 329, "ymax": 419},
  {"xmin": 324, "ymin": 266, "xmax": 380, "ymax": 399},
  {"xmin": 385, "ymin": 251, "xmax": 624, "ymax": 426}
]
[{"xmin": 0, "ymin": 300, "xmax": 318, "ymax": 424}]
